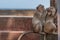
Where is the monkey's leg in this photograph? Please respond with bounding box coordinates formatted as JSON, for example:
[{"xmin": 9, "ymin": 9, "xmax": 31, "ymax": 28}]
[
  {"xmin": 52, "ymin": 23, "xmax": 56, "ymax": 33},
  {"xmin": 33, "ymin": 23, "xmax": 42, "ymax": 33},
  {"xmin": 44, "ymin": 22, "xmax": 56, "ymax": 34}
]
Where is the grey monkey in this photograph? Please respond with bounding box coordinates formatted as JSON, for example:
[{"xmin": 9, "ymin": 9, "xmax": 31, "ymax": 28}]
[
  {"xmin": 32, "ymin": 4, "xmax": 47, "ymax": 33},
  {"xmin": 44, "ymin": 7, "xmax": 56, "ymax": 34}
]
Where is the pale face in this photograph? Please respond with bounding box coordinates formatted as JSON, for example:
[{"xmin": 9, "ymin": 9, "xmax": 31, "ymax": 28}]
[
  {"xmin": 47, "ymin": 11, "xmax": 51, "ymax": 16},
  {"xmin": 50, "ymin": 7, "xmax": 56, "ymax": 16}
]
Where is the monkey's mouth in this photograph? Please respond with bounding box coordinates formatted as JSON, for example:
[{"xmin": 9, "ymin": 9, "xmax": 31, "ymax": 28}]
[{"xmin": 47, "ymin": 13, "xmax": 51, "ymax": 16}]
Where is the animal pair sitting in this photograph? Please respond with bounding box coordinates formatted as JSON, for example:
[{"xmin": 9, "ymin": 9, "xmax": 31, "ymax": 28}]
[{"xmin": 32, "ymin": 4, "xmax": 57, "ymax": 34}]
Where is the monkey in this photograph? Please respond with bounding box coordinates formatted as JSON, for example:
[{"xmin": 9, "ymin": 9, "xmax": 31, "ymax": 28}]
[
  {"xmin": 32, "ymin": 4, "xmax": 47, "ymax": 33},
  {"xmin": 50, "ymin": 7, "xmax": 58, "ymax": 32},
  {"xmin": 44, "ymin": 7, "xmax": 57, "ymax": 34}
]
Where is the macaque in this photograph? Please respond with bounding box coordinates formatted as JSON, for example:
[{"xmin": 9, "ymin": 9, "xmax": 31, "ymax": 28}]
[
  {"xmin": 32, "ymin": 4, "xmax": 47, "ymax": 33},
  {"xmin": 44, "ymin": 7, "xmax": 56, "ymax": 34},
  {"xmin": 50, "ymin": 7, "xmax": 57, "ymax": 32}
]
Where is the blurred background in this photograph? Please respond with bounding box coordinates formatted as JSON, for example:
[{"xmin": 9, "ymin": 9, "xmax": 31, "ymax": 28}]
[
  {"xmin": 0, "ymin": 0, "xmax": 50, "ymax": 9},
  {"xmin": 0, "ymin": 0, "xmax": 58, "ymax": 40}
]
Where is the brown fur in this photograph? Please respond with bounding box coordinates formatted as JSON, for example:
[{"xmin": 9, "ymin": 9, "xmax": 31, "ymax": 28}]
[
  {"xmin": 44, "ymin": 7, "xmax": 56, "ymax": 34},
  {"xmin": 32, "ymin": 4, "xmax": 46, "ymax": 33}
]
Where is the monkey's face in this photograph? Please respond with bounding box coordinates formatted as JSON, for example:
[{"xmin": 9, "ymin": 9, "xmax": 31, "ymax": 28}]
[
  {"xmin": 50, "ymin": 7, "xmax": 56, "ymax": 12},
  {"xmin": 50, "ymin": 7, "xmax": 56, "ymax": 15},
  {"xmin": 37, "ymin": 6, "xmax": 44, "ymax": 12},
  {"xmin": 46, "ymin": 8, "xmax": 52, "ymax": 16},
  {"xmin": 46, "ymin": 7, "xmax": 56, "ymax": 16},
  {"xmin": 47, "ymin": 11, "xmax": 51, "ymax": 16}
]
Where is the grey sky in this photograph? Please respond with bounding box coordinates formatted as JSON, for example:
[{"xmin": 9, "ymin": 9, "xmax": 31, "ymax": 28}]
[{"xmin": 0, "ymin": 0, "xmax": 50, "ymax": 9}]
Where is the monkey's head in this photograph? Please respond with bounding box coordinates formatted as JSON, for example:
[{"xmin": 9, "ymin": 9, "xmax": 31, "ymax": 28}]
[
  {"xmin": 46, "ymin": 7, "xmax": 56, "ymax": 16},
  {"xmin": 50, "ymin": 7, "xmax": 56, "ymax": 12},
  {"xmin": 36, "ymin": 4, "xmax": 45, "ymax": 12},
  {"xmin": 50, "ymin": 7, "xmax": 57, "ymax": 16}
]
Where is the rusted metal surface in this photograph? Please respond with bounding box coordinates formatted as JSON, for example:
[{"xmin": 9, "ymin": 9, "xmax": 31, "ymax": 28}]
[
  {"xmin": 46, "ymin": 34, "xmax": 58, "ymax": 40},
  {"xmin": 0, "ymin": 32, "xmax": 58, "ymax": 40},
  {"xmin": 18, "ymin": 32, "xmax": 44, "ymax": 40}
]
